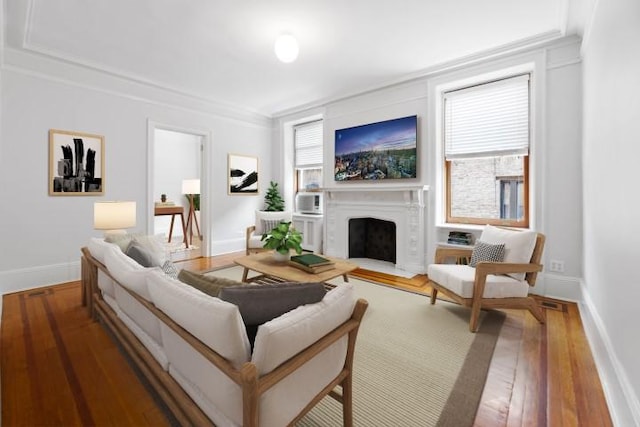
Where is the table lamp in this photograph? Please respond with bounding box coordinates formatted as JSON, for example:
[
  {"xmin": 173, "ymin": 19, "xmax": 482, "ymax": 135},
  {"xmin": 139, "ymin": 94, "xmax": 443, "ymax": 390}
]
[
  {"xmin": 94, "ymin": 201, "xmax": 136, "ymax": 236},
  {"xmin": 182, "ymin": 179, "xmax": 201, "ymax": 244}
]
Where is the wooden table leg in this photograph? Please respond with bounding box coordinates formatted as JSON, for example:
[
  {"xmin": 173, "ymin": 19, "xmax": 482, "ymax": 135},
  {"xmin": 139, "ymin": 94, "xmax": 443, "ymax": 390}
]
[
  {"xmin": 343, "ymin": 274, "xmax": 350, "ymax": 282},
  {"xmin": 179, "ymin": 213, "xmax": 189, "ymax": 248},
  {"xmin": 242, "ymin": 268, "xmax": 249, "ymax": 282},
  {"xmin": 168, "ymin": 214, "xmax": 176, "ymax": 243}
]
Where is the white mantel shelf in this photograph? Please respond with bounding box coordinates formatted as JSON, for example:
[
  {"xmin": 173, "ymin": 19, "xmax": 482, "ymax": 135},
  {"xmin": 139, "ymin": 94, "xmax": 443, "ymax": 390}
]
[{"xmin": 324, "ymin": 185, "xmax": 429, "ymax": 193}]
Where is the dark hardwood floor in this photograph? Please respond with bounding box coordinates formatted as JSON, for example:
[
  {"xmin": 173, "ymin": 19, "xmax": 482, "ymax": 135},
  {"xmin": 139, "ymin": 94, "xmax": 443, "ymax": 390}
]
[{"xmin": 1, "ymin": 252, "xmax": 611, "ymax": 426}]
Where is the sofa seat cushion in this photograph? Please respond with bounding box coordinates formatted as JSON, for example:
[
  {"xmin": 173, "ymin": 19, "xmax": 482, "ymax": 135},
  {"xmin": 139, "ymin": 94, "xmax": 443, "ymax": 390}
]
[
  {"xmin": 146, "ymin": 270, "xmax": 251, "ymax": 368},
  {"xmin": 251, "ymin": 282, "xmax": 356, "ymax": 376},
  {"xmin": 177, "ymin": 269, "xmax": 245, "ymax": 297},
  {"xmin": 427, "ymin": 264, "xmax": 529, "ymax": 299}
]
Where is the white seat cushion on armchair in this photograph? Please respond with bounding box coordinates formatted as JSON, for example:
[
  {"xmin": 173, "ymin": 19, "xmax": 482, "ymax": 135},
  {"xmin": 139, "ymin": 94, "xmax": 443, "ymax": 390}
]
[{"xmin": 427, "ymin": 264, "xmax": 529, "ymax": 299}]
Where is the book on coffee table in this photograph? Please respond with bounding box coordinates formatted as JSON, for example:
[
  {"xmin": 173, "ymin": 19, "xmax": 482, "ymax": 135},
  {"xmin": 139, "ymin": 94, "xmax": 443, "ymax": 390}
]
[
  {"xmin": 290, "ymin": 254, "xmax": 333, "ymax": 267},
  {"xmin": 288, "ymin": 260, "xmax": 335, "ymax": 274}
]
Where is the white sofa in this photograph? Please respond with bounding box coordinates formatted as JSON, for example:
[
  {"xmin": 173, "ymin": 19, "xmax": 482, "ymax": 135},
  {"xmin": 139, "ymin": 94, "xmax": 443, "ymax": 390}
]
[{"xmin": 82, "ymin": 237, "xmax": 368, "ymax": 426}]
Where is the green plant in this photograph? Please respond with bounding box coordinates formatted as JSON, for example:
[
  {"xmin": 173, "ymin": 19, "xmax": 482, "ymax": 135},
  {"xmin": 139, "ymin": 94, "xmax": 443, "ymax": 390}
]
[
  {"xmin": 261, "ymin": 221, "xmax": 303, "ymax": 255},
  {"xmin": 264, "ymin": 181, "xmax": 285, "ymax": 211},
  {"xmin": 184, "ymin": 194, "xmax": 200, "ymax": 210}
]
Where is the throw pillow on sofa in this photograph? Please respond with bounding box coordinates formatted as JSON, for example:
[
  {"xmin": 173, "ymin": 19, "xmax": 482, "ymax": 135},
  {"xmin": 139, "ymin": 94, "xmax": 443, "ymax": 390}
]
[
  {"xmin": 177, "ymin": 269, "xmax": 246, "ymax": 297},
  {"xmin": 125, "ymin": 241, "xmax": 161, "ymax": 267},
  {"xmin": 219, "ymin": 282, "xmax": 327, "ymax": 347}
]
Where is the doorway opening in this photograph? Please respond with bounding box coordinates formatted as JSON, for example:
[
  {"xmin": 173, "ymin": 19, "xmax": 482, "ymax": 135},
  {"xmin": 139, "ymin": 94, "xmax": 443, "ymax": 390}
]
[{"xmin": 149, "ymin": 123, "xmax": 209, "ymax": 261}]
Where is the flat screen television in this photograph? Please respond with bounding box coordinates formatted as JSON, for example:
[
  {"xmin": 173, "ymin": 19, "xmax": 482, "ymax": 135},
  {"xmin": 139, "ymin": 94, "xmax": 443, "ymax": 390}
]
[{"xmin": 334, "ymin": 115, "xmax": 417, "ymax": 181}]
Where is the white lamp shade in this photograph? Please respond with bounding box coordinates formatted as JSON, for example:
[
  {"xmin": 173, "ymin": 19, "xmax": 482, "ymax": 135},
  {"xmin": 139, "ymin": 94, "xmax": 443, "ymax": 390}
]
[
  {"xmin": 274, "ymin": 34, "xmax": 299, "ymax": 63},
  {"xmin": 182, "ymin": 179, "xmax": 200, "ymax": 194},
  {"xmin": 94, "ymin": 201, "xmax": 136, "ymax": 230}
]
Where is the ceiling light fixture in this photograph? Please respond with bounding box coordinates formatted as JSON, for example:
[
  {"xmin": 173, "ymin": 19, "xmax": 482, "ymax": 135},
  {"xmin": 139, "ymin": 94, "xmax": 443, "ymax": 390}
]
[{"xmin": 274, "ymin": 34, "xmax": 299, "ymax": 63}]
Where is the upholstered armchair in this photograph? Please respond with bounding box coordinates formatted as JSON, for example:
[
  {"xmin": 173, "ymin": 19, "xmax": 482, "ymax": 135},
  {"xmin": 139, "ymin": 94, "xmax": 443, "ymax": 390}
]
[
  {"xmin": 427, "ymin": 225, "xmax": 546, "ymax": 332},
  {"xmin": 245, "ymin": 210, "xmax": 292, "ymax": 254}
]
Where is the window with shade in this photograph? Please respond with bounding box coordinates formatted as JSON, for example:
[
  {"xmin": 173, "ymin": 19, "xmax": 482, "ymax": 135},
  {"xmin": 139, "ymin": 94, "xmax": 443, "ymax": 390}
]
[
  {"xmin": 294, "ymin": 120, "xmax": 323, "ymax": 192},
  {"xmin": 443, "ymin": 74, "xmax": 530, "ymax": 227}
]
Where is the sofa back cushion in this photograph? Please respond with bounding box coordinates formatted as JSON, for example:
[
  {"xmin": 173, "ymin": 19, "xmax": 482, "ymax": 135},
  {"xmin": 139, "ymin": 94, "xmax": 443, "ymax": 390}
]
[
  {"xmin": 104, "ymin": 246, "xmax": 156, "ymax": 301},
  {"xmin": 146, "ymin": 270, "xmax": 251, "ymax": 368},
  {"xmin": 251, "ymin": 283, "xmax": 356, "ymax": 376},
  {"xmin": 88, "ymin": 237, "xmax": 120, "ymax": 265}
]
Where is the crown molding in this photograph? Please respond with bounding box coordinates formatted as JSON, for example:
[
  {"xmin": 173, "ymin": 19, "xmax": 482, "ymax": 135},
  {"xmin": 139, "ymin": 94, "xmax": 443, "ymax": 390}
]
[
  {"xmin": 273, "ymin": 31, "xmax": 571, "ymax": 118},
  {"xmin": 2, "ymin": 46, "xmax": 272, "ymax": 128}
]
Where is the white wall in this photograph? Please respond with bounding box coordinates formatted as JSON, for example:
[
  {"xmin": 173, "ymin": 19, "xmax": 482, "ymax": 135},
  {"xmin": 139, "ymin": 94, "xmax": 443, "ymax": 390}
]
[
  {"xmin": 582, "ymin": 0, "xmax": 640, "ymax": 424},
  {"xmin": 276, "ymin": 37, "xmax": 584, "ymax": 300},
  {"xmin": 0, "ymin": 50, "xmax": 272, "ymax": 294}
]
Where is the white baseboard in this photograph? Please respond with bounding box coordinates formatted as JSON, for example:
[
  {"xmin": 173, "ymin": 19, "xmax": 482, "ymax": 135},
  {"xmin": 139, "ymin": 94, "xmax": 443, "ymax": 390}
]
[
  {"xmin": 534, "ymin": 273, "xmax": 582, "ymax": 301},
  {"xmin": 0, "ymin": 261, "xmax": 81, "ymax": 295},
  {"xmin": 210, "ymin": 237, "xmax": 245, "ymax": 256},
  {"xmin": 580, "ymin": 284, "xmax": 640, "ymax": 426}
]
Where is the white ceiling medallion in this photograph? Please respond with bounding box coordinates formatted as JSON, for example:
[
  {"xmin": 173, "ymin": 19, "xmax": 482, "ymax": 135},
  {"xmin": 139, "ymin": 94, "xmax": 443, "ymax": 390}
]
[{"xmin": 274, "ymin": 34, "xmax": 299, "ymax": 63}]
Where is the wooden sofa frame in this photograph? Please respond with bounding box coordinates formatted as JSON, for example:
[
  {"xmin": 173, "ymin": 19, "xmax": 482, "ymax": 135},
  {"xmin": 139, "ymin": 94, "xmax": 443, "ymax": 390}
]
[{"xmin": 81, "ymin": 247, "xmax": 368, "ymax": 426}]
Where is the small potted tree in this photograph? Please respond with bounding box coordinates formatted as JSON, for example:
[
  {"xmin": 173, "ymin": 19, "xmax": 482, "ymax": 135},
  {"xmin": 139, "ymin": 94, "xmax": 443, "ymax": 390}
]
[
  {"xmin": 261, "ymin": 221, "xmax": 303, "ymax": 261},
  {"xmin": 264, "ymin": 181, "xmax": 285, "ymax": 211}
]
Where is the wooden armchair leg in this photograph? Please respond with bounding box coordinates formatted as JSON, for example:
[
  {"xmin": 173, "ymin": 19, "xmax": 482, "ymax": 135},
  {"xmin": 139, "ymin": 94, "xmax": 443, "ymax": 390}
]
[
  {"xmin": 430, "ymin": 288, "xmax": 438, "ymax": 305},
  {"xmin": 526, "ymin": 297, "xmax": 546, "ymax": 324},
  {"xmin": 342, "ymin": 375, "xmax": 354, "ymax": 427},
  {"xmin": 469, "ymin": 301, "xmax": 483, "ymax": 333}
]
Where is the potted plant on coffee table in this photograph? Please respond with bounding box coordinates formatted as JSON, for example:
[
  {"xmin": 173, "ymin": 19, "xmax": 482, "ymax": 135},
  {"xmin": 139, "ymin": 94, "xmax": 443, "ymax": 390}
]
[{"xmin": 261, "ymin": 221, "xmax": 303, "ymax": 261}]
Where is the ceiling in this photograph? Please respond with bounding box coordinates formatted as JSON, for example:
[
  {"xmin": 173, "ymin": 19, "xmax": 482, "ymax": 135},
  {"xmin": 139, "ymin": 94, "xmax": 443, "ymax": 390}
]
[{"xmin": 5, "ymin": 0, "xmax": 585, "ymax": 117}]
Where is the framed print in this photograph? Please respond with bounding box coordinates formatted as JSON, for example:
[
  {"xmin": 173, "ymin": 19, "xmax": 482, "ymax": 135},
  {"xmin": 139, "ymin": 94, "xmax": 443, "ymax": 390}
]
[
  {"xmin": 228, "ymin": 154, "xmax": 258, "ymax": 195},
  {"xmin": 49, "ymin": 129, "xmax": 104, "ymax": 196}
]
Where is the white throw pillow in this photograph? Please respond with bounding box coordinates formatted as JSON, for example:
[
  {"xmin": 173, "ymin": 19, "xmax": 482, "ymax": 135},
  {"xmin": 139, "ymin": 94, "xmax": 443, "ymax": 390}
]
[
  {"xmin": 132, "ymin": 234, "xmax": 169, "ymax": 265},
  {"xmin": 478, "ymin": 225, "xmax": 538, "ymax": 280}
]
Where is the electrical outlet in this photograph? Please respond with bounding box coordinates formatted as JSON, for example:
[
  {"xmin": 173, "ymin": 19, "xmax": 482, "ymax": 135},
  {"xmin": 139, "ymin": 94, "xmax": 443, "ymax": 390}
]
[{"xmin": 549, "ymin": 260, "xmax": 565, "ymax": 273}]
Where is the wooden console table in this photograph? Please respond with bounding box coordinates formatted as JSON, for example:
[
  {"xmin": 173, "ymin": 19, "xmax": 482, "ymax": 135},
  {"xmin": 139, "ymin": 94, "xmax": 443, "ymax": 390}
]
[{"xmin": 154, "ymin": 205, "xmax": 189, "ymax": 248}]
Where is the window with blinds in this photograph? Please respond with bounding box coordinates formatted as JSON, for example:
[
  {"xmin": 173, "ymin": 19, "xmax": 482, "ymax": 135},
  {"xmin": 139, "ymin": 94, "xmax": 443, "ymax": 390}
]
[
  {"xmin": 294, "ymin": 120, "xmax": 323, "ymax": 191},
  {"xmin": 443, "ymin": 74, "xmax": 530, "ymax": 227}
]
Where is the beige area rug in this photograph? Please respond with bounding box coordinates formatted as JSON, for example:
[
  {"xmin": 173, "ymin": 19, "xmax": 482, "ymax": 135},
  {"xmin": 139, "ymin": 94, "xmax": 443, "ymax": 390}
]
[{"xmin": 207, "ymin": 266, "xmax": 505, "ymax": 427}]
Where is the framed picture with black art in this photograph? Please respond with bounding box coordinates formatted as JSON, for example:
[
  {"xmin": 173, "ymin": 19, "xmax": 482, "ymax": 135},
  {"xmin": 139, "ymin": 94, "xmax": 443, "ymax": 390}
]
[
  {"xmin": 228, "ymin": 153, "xmax": 258, "ymax": 195},
  {"xmin": 49, "ymin": 129, "xmax": 104, "ymax": 196}
]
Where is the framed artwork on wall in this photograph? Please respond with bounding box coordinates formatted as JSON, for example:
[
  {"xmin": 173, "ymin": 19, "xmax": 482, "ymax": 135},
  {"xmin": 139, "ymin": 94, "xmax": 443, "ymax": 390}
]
[
  {"xmin": 228, "ymin": 154, "xmax": 258, "ymax": 195},
  {"xmin": 49, "ymin": 129, "xmax": 104, "ymax": 196}
]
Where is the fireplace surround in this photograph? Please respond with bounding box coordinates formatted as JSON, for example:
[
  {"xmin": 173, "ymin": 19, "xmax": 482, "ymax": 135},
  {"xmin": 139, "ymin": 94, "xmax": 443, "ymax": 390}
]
[{"xmin": 324, "ymin": 186, "xmax": 428, "ymax": 274}]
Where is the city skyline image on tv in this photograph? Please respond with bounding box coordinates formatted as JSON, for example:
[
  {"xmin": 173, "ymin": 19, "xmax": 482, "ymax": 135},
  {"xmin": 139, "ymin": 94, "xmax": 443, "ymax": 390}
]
[{"xmin": 334, "ymin": 115, "xmax": 417, "ymax": 181}]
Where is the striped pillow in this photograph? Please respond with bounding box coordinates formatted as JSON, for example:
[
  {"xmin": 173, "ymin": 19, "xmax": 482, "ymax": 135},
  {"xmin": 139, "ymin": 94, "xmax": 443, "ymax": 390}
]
[{"xmin": 261, "ymin": 219, "xmax": 283, "ymax": 234}]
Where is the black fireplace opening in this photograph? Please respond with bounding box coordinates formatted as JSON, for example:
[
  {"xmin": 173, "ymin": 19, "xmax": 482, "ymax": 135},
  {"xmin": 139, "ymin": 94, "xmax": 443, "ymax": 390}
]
[{"xmin": 348, "ymin": 218, "xmax": 396, "ymax": 263}]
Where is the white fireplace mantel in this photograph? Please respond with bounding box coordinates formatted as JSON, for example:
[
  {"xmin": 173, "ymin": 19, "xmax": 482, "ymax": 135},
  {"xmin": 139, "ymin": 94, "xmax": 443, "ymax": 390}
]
[
  {"xmin": 325, "ymin": 184, "xmax": 429, "ymax": 195},
  {"xmin": 323, "ymin": 185, "xmax": 429, "ymax": 274}
]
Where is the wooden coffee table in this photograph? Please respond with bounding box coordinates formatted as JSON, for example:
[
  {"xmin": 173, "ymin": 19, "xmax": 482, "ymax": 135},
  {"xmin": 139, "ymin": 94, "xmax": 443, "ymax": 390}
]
[{"xmin": 234, "ymin": 251, "xmax": 358, "ymax": 283}]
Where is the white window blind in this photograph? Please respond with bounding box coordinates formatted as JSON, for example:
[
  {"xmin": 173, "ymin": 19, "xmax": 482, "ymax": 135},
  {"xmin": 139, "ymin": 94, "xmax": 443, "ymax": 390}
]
[
  {"xmin": 444, "ymin": 74, "xmax": 530, "ymax": 160},
  {"xmin": 294, "ymin": 120, "xmax": 323, "ymax": 168}
]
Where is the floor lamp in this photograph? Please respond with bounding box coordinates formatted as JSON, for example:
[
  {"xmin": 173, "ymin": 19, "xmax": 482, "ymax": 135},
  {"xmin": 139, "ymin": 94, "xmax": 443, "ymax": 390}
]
[{"xmin": 182, "ymin": 179, "xmax": 201, "ymax": 245}]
